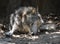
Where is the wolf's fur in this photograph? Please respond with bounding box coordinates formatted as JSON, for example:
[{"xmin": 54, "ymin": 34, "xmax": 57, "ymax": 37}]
[{"xmin": 6, "ymin": 7, "xmax": 44, "ymax": 35}]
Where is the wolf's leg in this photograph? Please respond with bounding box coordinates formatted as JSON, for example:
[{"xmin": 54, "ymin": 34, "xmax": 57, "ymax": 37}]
[
  {"xmin": 6, "ymin": 23, "xmax": 18, "ymax": 35},
  {"xmin": 9, "ymin": 13, "xmax": 15, "ymax": 31},
  {"xmin": 31, "ymin": 21, "xmax": 38, "ymax": 35}
]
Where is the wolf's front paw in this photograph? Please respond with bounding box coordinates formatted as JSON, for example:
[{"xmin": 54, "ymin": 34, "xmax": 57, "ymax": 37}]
[{"xmin": 5, "ymin": 31, "xmax": 13, "ymax": 37}]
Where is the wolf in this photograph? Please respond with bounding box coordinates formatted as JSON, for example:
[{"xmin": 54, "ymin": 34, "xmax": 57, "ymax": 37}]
[{"xmin": 6, "ymin": 7, "xmax": 44, "ymax": 36}]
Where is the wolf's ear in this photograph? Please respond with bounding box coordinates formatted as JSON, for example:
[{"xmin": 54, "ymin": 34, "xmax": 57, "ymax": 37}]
[{"xmin": 31, "ymin": 8, "xmax": 36, "ymax": 14}]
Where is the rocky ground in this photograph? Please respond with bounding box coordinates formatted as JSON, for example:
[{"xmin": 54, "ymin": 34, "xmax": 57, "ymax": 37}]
[{"xmin": 0, "ymin": 32, "xmax": 60, "ymax": 44}]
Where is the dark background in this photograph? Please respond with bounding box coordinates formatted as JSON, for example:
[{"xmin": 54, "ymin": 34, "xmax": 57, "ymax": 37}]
[{"xmin": 0, "ymin": 0, "xmax": 60, "ymax": 25}]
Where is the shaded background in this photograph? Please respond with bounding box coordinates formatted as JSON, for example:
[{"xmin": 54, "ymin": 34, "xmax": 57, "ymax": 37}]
[{"xmin": 0, "ymin": 0, "xmax": 60, "ymax": 25}]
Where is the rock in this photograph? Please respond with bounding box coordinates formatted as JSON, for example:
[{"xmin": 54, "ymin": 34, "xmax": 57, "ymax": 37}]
[{"xmin": 0, "ymin": 24, "xmax": 6, "ymax": 38}]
